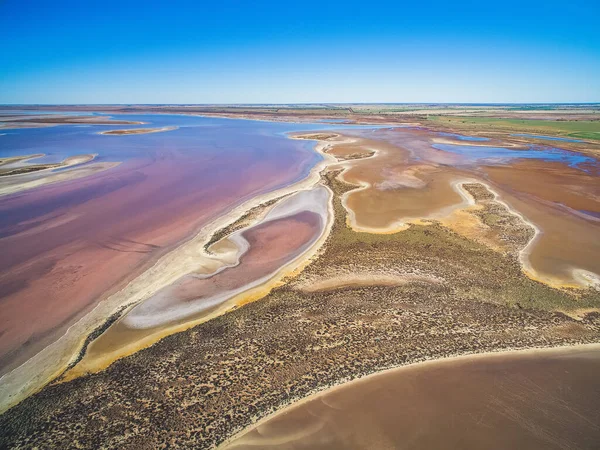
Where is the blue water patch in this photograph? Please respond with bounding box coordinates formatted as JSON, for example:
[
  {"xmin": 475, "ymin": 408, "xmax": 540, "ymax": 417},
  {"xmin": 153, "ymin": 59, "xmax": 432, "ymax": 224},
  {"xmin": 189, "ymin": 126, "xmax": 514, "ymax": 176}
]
[
  {"xmin": 318, "ymin": 118, "xmax": 350, "ymax": 124},
  {"xmin": 511, "ymin": 133, "xmax": 583, "ymax": 143},
  {"xmin": 0, "ymin": 113, "xmax": 386, "ymax": 168},
  {"xmin": 0, "ymin": 109, "xmax": 98, "ymax": 116},
  {"xmin": 579, "ymin": 209, "xmax": 600, "ymax": 219},
  {"xmin": 438, "ymin": 132, "xmax": 490, "ymax": 142},
  {"xmin": 432, "ymin": 143, "xmax": 595, "ymax": 169}
]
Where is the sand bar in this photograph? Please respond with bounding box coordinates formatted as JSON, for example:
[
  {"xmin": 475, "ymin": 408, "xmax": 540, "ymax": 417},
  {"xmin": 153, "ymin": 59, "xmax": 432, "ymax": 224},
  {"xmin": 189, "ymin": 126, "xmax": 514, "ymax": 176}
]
[
  {"xmin": 0, "ymin": 134, "xmax": 338, "ymax": 413},
  {"xmin": 66, "ymin": 186, "xmax": 333, "ymax": 378},
  {"xmin": 0, "ymin": 114, "xmax": 144, "ymax": 129},
  {"xmin": 1, "ymin": 121, "xmax": 598, "ymax": 415},
  {"xmin": 1, "ymin": 145, "xmax": 599, "ymax": 447},
  {"xmin": 98, "ymin": 126, "xmax": 178, "ymax": 135}
]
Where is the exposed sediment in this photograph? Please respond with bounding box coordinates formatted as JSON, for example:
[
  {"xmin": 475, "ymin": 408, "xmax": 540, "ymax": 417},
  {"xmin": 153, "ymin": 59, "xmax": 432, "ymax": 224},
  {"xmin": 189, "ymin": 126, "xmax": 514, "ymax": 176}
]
[
  {"xmin": 0, "ymin": 132, "xmax": 339, "ymax": 414},
  {"xmin": 1, "ymin": 127, "xmax": 599, "ymax": 449},
  {"xmin": 1, "ymin": 143, "xmax": 599, "ymax": 448},
  {"xmin": 0, "ymin": 114, "xmax": 143, "ymax": 129},
  {"xmin": 98, "ymin": 126, "xmax": 178, "ymax": 135},
  {"xmin": 222, "ymin": 344, "xmax": 600, "ymax": 450},
  {"xmin": 63, "ymin": 186, "xmax": 333, "ymax": 380},
  {"xmin": 0, "ymin": 153, "xmax": 106, "ymax": 196},
  {"xmin": 324, "ymin": 128, "xmax": 600, "ymax": 288},
  {"xmin": 0, "ymin": 152, "xmax": 62, "ymax": 176}
]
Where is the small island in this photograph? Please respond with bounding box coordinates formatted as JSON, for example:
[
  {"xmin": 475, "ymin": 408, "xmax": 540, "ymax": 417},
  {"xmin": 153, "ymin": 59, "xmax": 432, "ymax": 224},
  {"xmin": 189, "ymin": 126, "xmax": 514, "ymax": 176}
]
[
  {"xmin": 0, "ymin": 153, "xmax": 95, "ymax": 177},
  {"xmin": 98, "ymin": 126, "xmax": 178, "ymax": 135}
]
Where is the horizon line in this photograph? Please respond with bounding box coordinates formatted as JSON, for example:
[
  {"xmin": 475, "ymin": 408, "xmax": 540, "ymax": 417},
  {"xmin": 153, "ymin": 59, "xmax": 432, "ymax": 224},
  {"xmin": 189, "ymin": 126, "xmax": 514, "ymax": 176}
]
[{"xmin": 1, "ymin": 102, "xmax": 600, "ymax": 106}]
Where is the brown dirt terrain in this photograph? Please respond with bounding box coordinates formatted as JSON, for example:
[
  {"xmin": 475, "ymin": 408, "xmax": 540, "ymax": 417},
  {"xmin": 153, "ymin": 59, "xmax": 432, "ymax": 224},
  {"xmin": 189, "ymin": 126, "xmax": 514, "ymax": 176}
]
[
  {"xmin": 1, "ymin": 163, "xmax": 599, "ymax": 449},
  {"xmin": 223, "ymin": 345, "xmax": 600, "ymax": 450},
  {"xmin": 1, "ymin": 111, "xmax": 600, "ymax": 448}
]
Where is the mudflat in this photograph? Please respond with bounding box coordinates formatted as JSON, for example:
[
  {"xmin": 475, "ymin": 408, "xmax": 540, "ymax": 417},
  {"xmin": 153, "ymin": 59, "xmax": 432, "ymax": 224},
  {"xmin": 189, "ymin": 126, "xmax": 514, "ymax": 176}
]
[
  {"xmin": 327, "ymin": 127, "xmax": 600, "ymax": 287},
  {"xmin": 67, "ymin": 187, "xmax": 331, "ymax": 377},
  {"xmin": 1, "ymin": 106, "xmax": 599, "ymax": 448},
  {"xmin": 1, "ymin": 145, "xmax": 599, "ymax": 448},
  {"xmin": 224, "ymin": 345, "xmax": 600, "ymax": 450},
  {"xmin": 0, "ymin": 115, "xmax": 323, "ymax": 385},
  {"xmin": 0, "ymin": 114, "xmax": 143, "ymax": 129}
]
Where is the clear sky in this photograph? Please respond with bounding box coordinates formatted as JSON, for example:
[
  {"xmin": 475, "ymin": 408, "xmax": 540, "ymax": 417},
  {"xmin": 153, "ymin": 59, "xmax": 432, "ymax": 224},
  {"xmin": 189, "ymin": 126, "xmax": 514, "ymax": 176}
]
[{"xmin": 1, "ymin": 0, "xmax": 599, "ymax": 104}]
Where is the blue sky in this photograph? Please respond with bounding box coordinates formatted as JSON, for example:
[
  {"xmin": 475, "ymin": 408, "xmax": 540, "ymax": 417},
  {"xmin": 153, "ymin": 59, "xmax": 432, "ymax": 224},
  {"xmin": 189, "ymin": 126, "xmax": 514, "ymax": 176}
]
[{"xmin": 1, "ymin": 0, "xmax": 599, "ymax": 103}]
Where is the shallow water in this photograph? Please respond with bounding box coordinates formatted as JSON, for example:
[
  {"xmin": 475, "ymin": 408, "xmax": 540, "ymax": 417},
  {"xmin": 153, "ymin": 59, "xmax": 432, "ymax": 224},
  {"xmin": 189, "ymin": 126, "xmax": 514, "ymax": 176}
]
[
  {"xmin": 580, "ymin": 209, "xmax": 600, "ymax": 219},
  {"xmin": 511, "ymin": 133, "xmax": 584, "ymax": 143},
  {"xmin": 0, "ymin": 114, "xmax": 373, "ymax": 376},
  {"xmin": 438, "ymin": 131, "xmax": 490, "ymax": 141},
  {"xmin": 75, "ymin": 187, "xmax": 331, "ymax": 373},
  {"xmin": 1, "ymin": 114, "xmax": 310, "ymax": 164},
  {"xmin": 326, "ymin": 127, "xmax": 600, "ymax": 286},
  {"xmin": 0, "ymin": 112, "xmax": 379, "ymax": 165},
  {"xmin": 433, "ymin": 142, "xmax": 594, "ymax": 168}
]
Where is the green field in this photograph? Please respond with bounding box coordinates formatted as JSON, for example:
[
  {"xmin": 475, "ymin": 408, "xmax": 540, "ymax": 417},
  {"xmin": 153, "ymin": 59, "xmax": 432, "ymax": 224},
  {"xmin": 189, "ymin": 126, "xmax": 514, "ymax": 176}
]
[{"xmin": 428, "ymin": 116, "xmax": 600, "ymax": 141}]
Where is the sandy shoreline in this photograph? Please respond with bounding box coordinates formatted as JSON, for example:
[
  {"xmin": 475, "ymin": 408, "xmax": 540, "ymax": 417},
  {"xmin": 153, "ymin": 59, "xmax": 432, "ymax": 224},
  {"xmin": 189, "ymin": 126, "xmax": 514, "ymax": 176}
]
[
  {"xmin": 220, "ymin": 342, "xmax": 600, "ymax": 449},
  {"xmin": 98, "ymin": 126, "xmax": 178, "ymax": 135},
  {"xmin": 1, "ymin": 123, "xmax": 598, "ymax": 415},
  {"xmin": 0, "ymin": 153, "xmax": 45, "ymax": 167},
  {"xmin": 0, "ymin": 114, "xmax": 145, "ymax": 130},
  {"xmin": 0, "ymin": 153, "xmax": 107, "ymax": 197},
  {"xmin": 63, "ymin": 186, "xmax": 334, "ymax": 379},
  {"xmin": 300, "ymin": 134, "xmax": 592, "ymax": 290},
  {"xmin": 0, "ymin": 132, "xmax": 339, "ymax": 413},
  {"xmin": 0, "ymin": 153, "xmax": 88, "ymax": 176}
]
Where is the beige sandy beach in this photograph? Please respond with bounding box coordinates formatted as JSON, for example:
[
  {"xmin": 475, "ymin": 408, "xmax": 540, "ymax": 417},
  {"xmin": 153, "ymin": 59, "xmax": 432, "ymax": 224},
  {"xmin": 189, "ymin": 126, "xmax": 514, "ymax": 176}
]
[{"xmin": 0, "ymin": 136, "xmax": 339, "ymax": 413}]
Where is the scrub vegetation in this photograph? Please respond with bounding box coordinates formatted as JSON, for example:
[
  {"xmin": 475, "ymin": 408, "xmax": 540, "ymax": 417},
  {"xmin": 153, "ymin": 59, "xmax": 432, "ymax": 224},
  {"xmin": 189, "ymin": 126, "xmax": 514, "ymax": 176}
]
[{"xmin": 1, "ymin": 156, "xmax": 599, "ymax": 449}]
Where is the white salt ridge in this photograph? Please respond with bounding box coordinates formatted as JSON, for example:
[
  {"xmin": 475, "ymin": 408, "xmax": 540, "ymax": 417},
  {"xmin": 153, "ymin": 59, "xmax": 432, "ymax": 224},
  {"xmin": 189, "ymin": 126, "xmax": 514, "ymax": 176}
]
[{"xmin": 123, "ymin": 186, "xmax": 330, "ymax": 329}]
